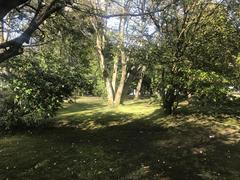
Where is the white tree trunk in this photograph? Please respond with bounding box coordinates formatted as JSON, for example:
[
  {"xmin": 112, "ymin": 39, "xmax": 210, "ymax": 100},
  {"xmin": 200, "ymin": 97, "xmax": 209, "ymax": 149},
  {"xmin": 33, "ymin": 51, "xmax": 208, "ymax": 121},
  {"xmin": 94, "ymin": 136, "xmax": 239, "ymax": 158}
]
[{"xmin": 134, "ymin": 66, "xmax": 146, "ymax": 100}]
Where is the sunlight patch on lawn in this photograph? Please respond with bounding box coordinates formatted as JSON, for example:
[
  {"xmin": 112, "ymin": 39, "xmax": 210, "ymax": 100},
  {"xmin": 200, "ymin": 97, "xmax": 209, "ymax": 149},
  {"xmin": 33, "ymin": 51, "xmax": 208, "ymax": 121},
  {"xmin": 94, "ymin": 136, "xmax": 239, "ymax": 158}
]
[
  {"xmin": 57, "ymin": 97, "xmax": 240, "ymax": 145},
  {"xmin": 1, "ymin": 97, "xmax": 240, "ymax": 179},
  {"xmin": 57, "ymin": 97, "xmax": 159, "ymax": 130}
]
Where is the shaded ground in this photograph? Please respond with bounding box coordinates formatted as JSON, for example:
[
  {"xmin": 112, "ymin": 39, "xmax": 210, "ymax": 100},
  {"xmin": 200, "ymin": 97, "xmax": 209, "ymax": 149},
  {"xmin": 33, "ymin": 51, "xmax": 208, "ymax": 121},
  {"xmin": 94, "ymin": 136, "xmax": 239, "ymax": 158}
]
[{"xmin": 1, "ymin": 97, "xmax": 240, "ymax": 179}]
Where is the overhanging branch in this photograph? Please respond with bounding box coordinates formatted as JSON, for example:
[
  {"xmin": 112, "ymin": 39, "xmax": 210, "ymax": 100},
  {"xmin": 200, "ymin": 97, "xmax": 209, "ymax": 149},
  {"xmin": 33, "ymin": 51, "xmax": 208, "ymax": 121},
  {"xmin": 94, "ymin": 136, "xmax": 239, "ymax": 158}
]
[{"xmin": 0, "ymin": 0, "xmax": 73, "ymax": 63}]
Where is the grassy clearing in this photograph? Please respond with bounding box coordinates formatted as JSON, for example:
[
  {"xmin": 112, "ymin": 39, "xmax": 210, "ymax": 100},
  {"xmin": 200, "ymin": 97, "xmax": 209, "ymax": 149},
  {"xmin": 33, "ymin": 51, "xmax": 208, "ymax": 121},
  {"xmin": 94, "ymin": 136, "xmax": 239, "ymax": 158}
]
[{"xmin": 1, "ymin": 97, "xmax": 240, "ymax": 179}]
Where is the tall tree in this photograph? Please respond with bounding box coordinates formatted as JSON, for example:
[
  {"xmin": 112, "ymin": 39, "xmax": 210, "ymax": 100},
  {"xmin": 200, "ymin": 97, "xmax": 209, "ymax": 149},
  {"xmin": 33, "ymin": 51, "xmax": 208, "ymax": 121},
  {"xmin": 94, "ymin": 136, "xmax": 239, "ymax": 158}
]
[
  {"xmin": 149, "ymin": 0, "xmax": 240, "ymax": 114},
  {"xmin": 90, "ymin": 0, "xmax": 135, "ymax": 106}
]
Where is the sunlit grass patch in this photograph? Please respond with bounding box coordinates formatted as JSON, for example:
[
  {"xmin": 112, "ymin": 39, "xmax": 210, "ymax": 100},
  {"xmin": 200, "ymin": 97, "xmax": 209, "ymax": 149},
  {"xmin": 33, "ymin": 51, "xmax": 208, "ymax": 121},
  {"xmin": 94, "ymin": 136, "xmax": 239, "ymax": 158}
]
[
  {"xmin": 1, "ymin": 97, "xmax": 240, "ymax": 179},
  {"xmin": 57, "ymin": 97, "xmax": 159, "ymax": 130}
]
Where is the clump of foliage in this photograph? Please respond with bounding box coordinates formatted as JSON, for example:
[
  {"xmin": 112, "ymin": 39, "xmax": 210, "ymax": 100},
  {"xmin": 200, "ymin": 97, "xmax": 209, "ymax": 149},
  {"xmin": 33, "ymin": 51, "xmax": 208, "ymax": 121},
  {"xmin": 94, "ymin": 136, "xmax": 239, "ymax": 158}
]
[
  {"xmin": 0, "ymin": 52, "xmax": 81, "ymax": 129},
  {"xmin": 147, "ymin": 2, "xmax": 240, "ymax": 114},
  {"xmin": 0, "ymin": 8, "xmax": 102, "ymax": 129}
]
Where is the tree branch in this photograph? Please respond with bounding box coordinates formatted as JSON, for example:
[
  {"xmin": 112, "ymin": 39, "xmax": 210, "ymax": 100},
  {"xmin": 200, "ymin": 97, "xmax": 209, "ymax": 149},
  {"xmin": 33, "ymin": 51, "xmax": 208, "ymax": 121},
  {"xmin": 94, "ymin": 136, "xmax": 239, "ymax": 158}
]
[{"xmin": 0, "ymin": 0, "xmax": 73, "ymax": 63}]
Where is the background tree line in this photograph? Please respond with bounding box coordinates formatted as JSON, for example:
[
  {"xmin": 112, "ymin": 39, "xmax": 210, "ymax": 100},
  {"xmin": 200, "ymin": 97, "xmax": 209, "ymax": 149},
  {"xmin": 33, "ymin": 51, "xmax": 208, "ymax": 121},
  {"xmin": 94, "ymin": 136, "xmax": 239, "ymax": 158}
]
[{"xmin": 0, "ymin": 0, "xmax": 240, "ymax": 129}]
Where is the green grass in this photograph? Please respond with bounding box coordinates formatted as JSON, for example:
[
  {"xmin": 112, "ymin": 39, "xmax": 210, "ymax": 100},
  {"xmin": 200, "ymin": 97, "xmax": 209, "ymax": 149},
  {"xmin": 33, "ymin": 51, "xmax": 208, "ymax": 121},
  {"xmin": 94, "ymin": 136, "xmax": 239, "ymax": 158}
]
[{"xmin": 1, "ymin": 97, "xmax": 240, "ymax": 179}]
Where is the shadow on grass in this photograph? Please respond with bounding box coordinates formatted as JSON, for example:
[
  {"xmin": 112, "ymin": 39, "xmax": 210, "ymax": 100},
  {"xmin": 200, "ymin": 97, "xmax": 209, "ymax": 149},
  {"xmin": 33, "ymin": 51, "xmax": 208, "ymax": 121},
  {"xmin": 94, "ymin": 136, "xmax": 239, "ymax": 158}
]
[
  {"xmin": 57, "ymin": 101, "xmax": 135, "ymax": 129},
  {"xmin": 176, "ymin": 100, "xmax": 240, "ymax": 118},
  {"xmin": 58, "ymin": 111, "xmax": 135, "ymax": 128},
  {"xmin": 59, "ymin": 101, "xmax": 106, "ymax": 114},
  {"xmin": 1, "ymin": 99, "xmax": 240, "ymax": 179}
]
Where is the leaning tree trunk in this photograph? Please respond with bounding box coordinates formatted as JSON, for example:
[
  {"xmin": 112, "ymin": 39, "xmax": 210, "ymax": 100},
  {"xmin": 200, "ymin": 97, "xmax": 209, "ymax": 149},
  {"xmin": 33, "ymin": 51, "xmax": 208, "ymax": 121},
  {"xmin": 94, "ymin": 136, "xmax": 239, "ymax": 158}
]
[
  {"xmin": 113, "ymin": 12, "xmax": 128, "ymax": 106},
  {"xmin": 114, "ymin": 51, "xmax": 127, "ymax": 106},
  {"xmin": 105, "ymin": 76, "xmax": 115, "ymax": 105},
  {"xmin": 134, "ymin": 66, "xmax": 146, "ymax": 100},
  {"xmin": 120, "ymin": 72, "xmax": 132, "ymax": 104}
]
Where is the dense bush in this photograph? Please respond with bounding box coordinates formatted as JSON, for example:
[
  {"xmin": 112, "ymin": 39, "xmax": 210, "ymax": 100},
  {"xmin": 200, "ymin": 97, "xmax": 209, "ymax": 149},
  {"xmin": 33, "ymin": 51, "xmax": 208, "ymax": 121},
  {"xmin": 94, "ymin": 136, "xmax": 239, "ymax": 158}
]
[{"xmin": 0, "ymin": 51, "xmax": 82, "ymax": 130}]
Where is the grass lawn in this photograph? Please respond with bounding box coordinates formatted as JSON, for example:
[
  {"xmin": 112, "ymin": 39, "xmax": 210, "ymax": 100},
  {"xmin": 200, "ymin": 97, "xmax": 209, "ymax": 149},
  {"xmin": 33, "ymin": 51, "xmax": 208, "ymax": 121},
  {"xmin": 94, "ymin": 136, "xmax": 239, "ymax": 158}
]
[{"xmin": 1, "ymin": 97, "xmax": 240, "ymax": 179}]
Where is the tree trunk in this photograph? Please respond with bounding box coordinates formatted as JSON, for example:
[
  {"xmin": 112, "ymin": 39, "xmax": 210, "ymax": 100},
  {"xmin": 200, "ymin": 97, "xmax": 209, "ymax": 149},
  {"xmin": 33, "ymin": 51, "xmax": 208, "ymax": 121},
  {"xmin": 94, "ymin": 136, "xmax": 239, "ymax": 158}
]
[
  {"xmin": 112, "ymin": 55, "xmax": 118, "ymax": 93},
  {"xmin": 162, "ymin": 88, "xmax": 176, "ymax": 115},
  {"xmin": 114, "ymin": 51, "xmax": 127, "ymax": 106},
  {"xmin": 105, "ymin": 77, "xmax": 114, "ymax": 105},
  {"xmin": 0, "ymin": 19, "xmax": 4, "ymax": 44},
  {"xmin": 96, "ymin": 34, "xmax": 114, "ymax": 106},
  {"xmin": 91, "ymin": 1, "xmax": 130, "ymax": 107},
  {"xmin": 134, "ymin": 66, "xmax": 146, "ymax": 100},
  {"xmin": 113, "ymin": 12, "xmax": 128, "ymax": 106},
  {"xmin": 120, "ymin": 71, "xmax": 132, "ymax": 104}
]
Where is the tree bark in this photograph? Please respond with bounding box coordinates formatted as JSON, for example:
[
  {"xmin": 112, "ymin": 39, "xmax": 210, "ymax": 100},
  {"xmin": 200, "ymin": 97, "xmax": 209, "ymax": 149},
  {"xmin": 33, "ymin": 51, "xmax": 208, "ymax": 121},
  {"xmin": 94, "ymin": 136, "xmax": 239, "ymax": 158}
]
[
  {"xmin": 113, "ymin": 11, "xmax": 128, "ymax": 106},
  {"xmin": 111, "ymin": 55, "xmax": 118, "ymax": 93},
  {"xmin": 96, "ymin": 34, "xmax": 114, "ymax": 105},
  {"xmin": 91, "ymin": 0, "xmax": 130, "ymax": 107},
  {"xmin": 0, "ymin": 20, "xmax": 4, "ymax": 44},
  {"xmin": 114, "ymin": 51, "xmax": 127, "ymax": 106},
  {"xmin": 134, "ymin": 65, "xmax": 146, "ymax": 100}
]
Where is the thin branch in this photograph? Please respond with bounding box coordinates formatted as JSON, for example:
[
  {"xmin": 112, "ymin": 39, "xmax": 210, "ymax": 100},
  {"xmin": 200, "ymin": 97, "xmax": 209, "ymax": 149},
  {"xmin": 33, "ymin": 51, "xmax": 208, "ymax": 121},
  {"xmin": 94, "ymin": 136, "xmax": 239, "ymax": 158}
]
[{"xmin": 71, "ymin": 2, "xmax": 173, "ymax": 19}]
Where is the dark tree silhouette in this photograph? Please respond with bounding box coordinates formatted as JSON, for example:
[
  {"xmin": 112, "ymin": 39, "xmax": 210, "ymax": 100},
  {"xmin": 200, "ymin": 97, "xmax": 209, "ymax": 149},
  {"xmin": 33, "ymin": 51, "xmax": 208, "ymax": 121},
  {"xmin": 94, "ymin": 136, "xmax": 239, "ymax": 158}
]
[{"xmin": 0, "ymin": 0, "xmax": 73, "ymax": 63}]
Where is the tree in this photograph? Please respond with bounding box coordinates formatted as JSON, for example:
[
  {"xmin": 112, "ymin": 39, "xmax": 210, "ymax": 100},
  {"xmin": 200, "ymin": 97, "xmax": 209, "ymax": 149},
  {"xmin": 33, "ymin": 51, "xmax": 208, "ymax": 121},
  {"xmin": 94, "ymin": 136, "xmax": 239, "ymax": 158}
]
[
  {"xmin": 0, "ymin": 0, "xmax": 73, "ymax": 63},
  {"xmin": 0, "ymin": 9, "xmax": 94, "ymax": 129},
  {"xmin": 89, "ymin": 0, "xmax": 159, "ymax": 106},
  {"xmin": 148, "ymin": 0, "xmax": 240, "ymax": 114},
  {"xmin": 89, "ymin": 0, "xmax": 135, "ymax": 106}
]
